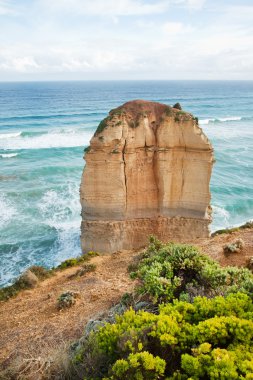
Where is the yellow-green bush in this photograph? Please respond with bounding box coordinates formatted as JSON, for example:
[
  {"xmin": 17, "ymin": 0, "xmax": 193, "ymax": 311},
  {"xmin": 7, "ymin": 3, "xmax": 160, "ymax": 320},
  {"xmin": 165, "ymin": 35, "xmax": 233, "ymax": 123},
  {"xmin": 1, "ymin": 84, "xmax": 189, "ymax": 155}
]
[
  {"xmin": 74, "ymin": 293, "xmax": 253, "ymax": 379},
  {"xmin": 108, "ymin": 352, "xmax": 166, "ymax": 380},
  {"xmin": 73, "ymin": 240, "xmax": 253, "ymax": 379}
]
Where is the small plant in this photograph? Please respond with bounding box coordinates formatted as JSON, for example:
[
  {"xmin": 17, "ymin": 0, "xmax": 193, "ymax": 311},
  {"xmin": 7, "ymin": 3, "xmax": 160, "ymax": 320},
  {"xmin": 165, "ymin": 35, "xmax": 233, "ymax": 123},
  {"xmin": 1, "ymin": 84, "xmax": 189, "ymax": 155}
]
[
  {"xmin": 68, "ymin": 264, "xmax": 97, "ymax": 279},
  {"xmin": 84, "ymin": 146, "xmax": 91, "ymax": 153},
  {"xmin": 82, "ymin": 263, "xmax": 96, "ymax": 273},
  {"xmin": 164, "ymin": 106, "xmax": 173, "ymax": 116},
  {"xmin": 56, "ymin": 252, "xmax": 99, "ymax": 270},
  {"xmin": 95, "ymin": 117, "xmax": 109, "ymax": 135},
  {"xmin": 174, "ymin": 110, "xmax": 192, "ymax": 123},
  {"xmin": 212, "ymin": 220, "xmax": 253, "ymax": 237},
  {"xmin": 110, "ymin": 351, "xmax": 166, "ymax": 379},
  {"xmin": 87, "ymin": 251, "xmax": 100, "ymax": 258},
  {"xmin": 247, "ymin": 257, "xmax": 253, "ymax": 271},
  {"xmin": 121, "ymin": 292, "xmax": 134, "ymax": 307},
  {"xmin": 223, "ymin": 238, "xmax": 244, "ymax": 254},
  {"xmin": 57, "ymin": 291, "xmax": 80, "ymax": 310},
  {"xmin": 193, "ymin": 116, "xmax": 199, "ymax": 124},
  {"xmin": 29, "ymin": 265, "xmax": 52, "ymax": 280},
  {"xmin": 173, "ymin": 102, "xmax": 182, "ymax": 110}
]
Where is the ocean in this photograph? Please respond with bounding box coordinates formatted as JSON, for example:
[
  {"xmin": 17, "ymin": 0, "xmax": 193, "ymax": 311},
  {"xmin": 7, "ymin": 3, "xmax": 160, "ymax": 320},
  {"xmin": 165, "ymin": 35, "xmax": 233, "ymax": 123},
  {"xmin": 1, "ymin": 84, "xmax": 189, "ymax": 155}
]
[{"xmin": 0, "ymin": 80, "xmax": 252, "ymax": 286}]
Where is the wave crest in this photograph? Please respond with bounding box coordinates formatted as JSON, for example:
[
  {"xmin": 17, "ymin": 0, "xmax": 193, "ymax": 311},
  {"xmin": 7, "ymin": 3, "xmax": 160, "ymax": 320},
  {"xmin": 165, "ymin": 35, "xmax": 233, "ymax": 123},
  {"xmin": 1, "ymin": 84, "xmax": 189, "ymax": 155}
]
[
  {"xmin": 0, "ymin": 129, "xmax": 93, "ymax": 150},
  {"xmin": 0, "ymin": 153, "xmax": 18, "ymax": 158},
  {"xmin": 200, "ymin": 116, "xmax": 243, "ymax": 125},
  {"xmin": 0, "ymin": 132, "xmax": 22, "ymax": 139}
]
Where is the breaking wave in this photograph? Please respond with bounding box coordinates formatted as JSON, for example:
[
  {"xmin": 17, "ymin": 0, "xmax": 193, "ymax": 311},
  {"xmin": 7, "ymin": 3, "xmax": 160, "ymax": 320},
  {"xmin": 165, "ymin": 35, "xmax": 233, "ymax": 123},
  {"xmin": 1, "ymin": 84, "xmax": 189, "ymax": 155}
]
[
  {"xmin": 199, "ymin": 116, "xmax": 243, "ymax": 125},
  {"xmin": 0, "ymin": 132, "xmax": 22, "ymax": 139},
  {"xmin": 0, "ymin": 129, "xmax": 93, "ymax": 150},
  {"xmin": 0, "ymin": 153, "xmax": 18, "ymax": 158},
  {"xmin": 0, "ymin": 194, "xmax": 17, "ymax": 229}
]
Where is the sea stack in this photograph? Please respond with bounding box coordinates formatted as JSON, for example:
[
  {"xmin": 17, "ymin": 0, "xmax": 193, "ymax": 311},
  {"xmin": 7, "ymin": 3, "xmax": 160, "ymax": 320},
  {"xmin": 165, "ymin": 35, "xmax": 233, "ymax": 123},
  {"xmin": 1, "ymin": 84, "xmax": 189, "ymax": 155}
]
[{"xmin": 80, "ymin": 100, "xmax": 214, "ymax": 253}]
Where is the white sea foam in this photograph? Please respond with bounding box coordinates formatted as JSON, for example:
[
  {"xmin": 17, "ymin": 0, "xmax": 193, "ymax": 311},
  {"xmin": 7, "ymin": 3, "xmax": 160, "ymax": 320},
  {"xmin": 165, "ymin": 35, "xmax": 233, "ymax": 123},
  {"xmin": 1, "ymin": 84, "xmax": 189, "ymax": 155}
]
[
  {"xmin": 211, "ymin": 205, "xmax": 230, "ymax": 232},
  {"xmin": 38, "ymin": 184, "xmax": 82, "ymax": 265},
  {"xmin": 200, "ymin": 116, "xmax": 242, "ymax": 125},
  {"xmin": 218, "ymin": 116, "xmax": 242, "ymax": 122},
  {"xmin": 0, "ymin": 153, "xmax": 18, "ymax": 158},
  {"xmin": 199, "ymin": 118, "xmax": 215, "ymax": 125},
  {"xmin": 0, "ymin": 194, "xmax": 17, "ymax": 229},
  {"xmin": 212, "ymin": 205, "xmax": 230, "ymax": 219},
  {"xmin": 0, "ymin": 129, "xmax": 93, "ymax": 150},
  {"xmin": 0, "ymin": 131, "xmax": 22, "ymax": 139}
]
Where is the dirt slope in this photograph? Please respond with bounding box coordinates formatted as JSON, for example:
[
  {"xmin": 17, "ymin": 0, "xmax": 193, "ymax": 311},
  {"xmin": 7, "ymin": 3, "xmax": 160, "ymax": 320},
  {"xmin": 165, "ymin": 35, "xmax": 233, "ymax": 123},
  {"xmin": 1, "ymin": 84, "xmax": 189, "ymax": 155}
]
[
  {"xmin": 0, "ymin": 250, "xmax": 139, "ymax": 373},
  {"xmin": 0, "ymin": 227, "xmax": 252, "ymax": 378}
]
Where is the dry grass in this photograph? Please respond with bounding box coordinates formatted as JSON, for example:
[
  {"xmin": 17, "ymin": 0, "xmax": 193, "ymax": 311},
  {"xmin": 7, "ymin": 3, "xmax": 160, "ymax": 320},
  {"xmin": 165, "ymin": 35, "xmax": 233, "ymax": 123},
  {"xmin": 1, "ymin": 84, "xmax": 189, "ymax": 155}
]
[
  {"xmin": 0, "ymin": 339, "xmax": 72, "ymax": 380},
  {"xmin": 0, "ymin": 250, "xmax": 138, "ymax": 379}
]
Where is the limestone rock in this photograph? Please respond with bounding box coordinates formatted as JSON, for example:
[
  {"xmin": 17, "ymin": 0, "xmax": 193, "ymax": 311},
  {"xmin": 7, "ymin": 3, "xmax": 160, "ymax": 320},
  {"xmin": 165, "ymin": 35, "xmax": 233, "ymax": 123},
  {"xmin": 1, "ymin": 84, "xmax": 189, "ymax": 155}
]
[
  {"xmin": 80, "ymin": 100, "xmax": 214, "ymax": 253},
  {"xmin": 17, "ymin": 269, "xmax": 39, "ymax": 289}
]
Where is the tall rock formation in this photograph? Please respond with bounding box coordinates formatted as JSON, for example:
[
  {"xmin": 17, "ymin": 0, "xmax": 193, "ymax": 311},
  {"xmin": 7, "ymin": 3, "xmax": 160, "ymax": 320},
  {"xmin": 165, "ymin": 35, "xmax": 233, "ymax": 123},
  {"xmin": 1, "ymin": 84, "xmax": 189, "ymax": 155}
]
[{"xmin": 80, "ymin": 100, "xmax": 214, "ymax": 253}]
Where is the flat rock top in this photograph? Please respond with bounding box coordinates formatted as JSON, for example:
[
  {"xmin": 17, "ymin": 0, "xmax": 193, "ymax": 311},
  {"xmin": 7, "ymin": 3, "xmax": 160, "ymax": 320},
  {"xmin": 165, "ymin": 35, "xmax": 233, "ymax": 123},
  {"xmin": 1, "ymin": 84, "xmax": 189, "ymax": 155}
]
[
  {"xmin": 94, "ymin": 99, "xmax": 195, "ymax": 136},
  {"xmin": 112, "ymin": 99, "xmax": 173, "ymax": 118}
]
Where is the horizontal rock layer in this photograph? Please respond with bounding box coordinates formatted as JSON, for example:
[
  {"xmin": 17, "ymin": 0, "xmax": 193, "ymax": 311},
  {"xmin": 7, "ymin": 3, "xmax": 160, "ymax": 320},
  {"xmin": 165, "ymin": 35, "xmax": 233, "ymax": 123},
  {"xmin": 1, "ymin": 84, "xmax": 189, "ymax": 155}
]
[
  {"xmin": 81, "ymin": 216, "xmax": 211, "ymax": 253},
  {"xmin": 80, "ymin": 100, "xmax": 214, "ymax": 253}
]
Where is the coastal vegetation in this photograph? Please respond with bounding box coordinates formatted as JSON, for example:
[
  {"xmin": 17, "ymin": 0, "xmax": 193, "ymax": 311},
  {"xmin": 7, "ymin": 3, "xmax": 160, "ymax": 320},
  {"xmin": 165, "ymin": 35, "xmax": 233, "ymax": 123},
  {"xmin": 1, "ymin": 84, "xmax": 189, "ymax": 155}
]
[
  {"xmin": 211, "ymin": 221, "xmax": 253, "ymax": 237},
  {"xmin": 72, "ymin": 237, "xmax": 253, "ymax": 379},
  {"xmin": 1, "ymin": 225, "xmax": 253, "ymax": 379},
  {"xmin": 0, "ymin": 251, "xmax": 99, "ymax": 301}
]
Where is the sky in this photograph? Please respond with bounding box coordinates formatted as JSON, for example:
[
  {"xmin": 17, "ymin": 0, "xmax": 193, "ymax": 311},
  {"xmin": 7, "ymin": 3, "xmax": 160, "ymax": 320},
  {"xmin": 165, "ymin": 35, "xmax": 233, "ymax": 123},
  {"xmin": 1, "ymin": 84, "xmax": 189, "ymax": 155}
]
[{"xmin": 0, "ymin": 0, "xmax": 253, "ymax": 81}]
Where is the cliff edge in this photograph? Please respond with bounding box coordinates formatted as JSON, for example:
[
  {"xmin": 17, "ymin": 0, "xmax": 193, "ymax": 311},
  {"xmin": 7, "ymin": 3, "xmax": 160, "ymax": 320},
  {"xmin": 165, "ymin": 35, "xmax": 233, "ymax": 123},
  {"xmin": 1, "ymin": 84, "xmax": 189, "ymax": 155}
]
[{"xmin": 80, "ymin": 100, "xmax": 214, "ymax": 253}]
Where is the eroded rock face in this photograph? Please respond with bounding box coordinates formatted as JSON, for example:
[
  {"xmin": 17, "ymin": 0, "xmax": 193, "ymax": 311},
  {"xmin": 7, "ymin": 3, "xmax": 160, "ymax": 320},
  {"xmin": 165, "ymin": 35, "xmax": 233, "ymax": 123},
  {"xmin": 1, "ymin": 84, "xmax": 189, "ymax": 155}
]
[{"xmin": 80, "ymin": 100, "xmax": 214, "ymax": 253}]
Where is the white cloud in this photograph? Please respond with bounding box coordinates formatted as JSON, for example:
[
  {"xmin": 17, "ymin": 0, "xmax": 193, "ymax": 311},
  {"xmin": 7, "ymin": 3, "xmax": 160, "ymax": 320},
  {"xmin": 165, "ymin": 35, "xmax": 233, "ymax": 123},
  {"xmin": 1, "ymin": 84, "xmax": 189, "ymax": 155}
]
[
  {"xmin": 0, "ymin": 0, "xmax": 252, "ymax": 80},
  {"xmin": 0, "ymin": 55, "xmax": 41, "ymax": 72},
  {"xmin": 40, "ymin": 0, "xmax": 169, "ymax": 16},
  {"xmin": 37, "ymin": 0, "xmax": 207, "ymax": 16},
  {"xmin": 183, "ymin": 0, "xmax": 205, "ymax": 10},
  {"xmin": 163, "ymin": 22, "xmax": 183, "ymax": 34},
  {"xmin": 0, "ymin": 0, "xmax": 15, "ymax": 15}
]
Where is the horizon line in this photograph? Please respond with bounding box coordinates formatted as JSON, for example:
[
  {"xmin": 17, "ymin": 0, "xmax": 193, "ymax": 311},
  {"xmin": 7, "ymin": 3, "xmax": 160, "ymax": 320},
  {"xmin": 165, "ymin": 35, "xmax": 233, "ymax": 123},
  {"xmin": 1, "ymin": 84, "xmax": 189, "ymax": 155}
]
[{"xmin": 1, "ymin": 79, "xmax": 253, "ymax": 83}]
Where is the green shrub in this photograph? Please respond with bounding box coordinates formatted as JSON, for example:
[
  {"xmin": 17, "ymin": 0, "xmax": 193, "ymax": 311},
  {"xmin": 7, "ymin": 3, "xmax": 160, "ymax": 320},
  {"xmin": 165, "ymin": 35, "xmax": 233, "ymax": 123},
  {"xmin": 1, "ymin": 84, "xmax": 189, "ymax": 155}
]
[
  {"xmin": 109, "ymin": 352, "xmax": 166, "ymax": 380},
  {"xmin": 74, "ymin": 293, "xmax": 253, "ymax": 379},
  {"xmin": 71, "ymin": 241, "xmax": 253, "ymax": 379},
  {"xmin": 131, "ymin": 238, "xmax": 253, "ymax": 302},
  {"xmin": 223, "ymin": 238, "xmax": 244, "ymax": 254},
  {"xmin": 56, "ymin": 252, "xmax": 99, "ymax": 270},
  {"xmin": 57, "ymin": 291, "xmax": 80, "ymax": 310},
  {"xmin": 84, "ymin": 145, "xmax": 91, "ymax": 153},
  {"xmin": 68, "ymin": 264, "xmax": 97, "ymax": 279},
  {"xmin": 95, "ymin": 117, "xmax": 109, "ymax": 135},
  {"xmin": 212, "ymin": 220, "xmax": 253, "ymax": 237},
  {"xmin": 0, "ymin": 266, "xmax": 51, "ymax": 301}
]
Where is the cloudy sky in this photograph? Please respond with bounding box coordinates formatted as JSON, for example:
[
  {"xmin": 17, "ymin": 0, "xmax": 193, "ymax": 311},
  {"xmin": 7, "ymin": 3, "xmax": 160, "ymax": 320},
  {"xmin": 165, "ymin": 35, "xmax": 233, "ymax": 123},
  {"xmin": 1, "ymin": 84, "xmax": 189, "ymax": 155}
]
[{"xmin": 0, "ymin": 0, "xmax": 252, "ymax": 81}]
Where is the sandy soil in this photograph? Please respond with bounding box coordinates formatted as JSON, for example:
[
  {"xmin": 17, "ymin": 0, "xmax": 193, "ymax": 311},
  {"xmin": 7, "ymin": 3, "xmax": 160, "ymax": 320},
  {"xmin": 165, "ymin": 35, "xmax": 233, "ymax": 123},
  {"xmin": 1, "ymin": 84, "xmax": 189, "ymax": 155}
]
[
  {"xmin": 0, "ymin": 250, "xmax": 139, "ymax": 373},
  {"xmin": 0, "ymin": 227, "xmax": 252, "ymax": 376},
  {"xmin": 193, "ymin": 227, "xmax": 253, "ymax": 267}
]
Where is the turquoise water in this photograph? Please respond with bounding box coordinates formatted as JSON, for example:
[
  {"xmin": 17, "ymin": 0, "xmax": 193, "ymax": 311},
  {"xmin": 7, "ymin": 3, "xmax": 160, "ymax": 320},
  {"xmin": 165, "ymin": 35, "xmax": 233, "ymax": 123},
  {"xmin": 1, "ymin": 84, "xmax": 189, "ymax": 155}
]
[{"xmin": 0, "ymin": 81, "xmax": 252, "ymax": 286}]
